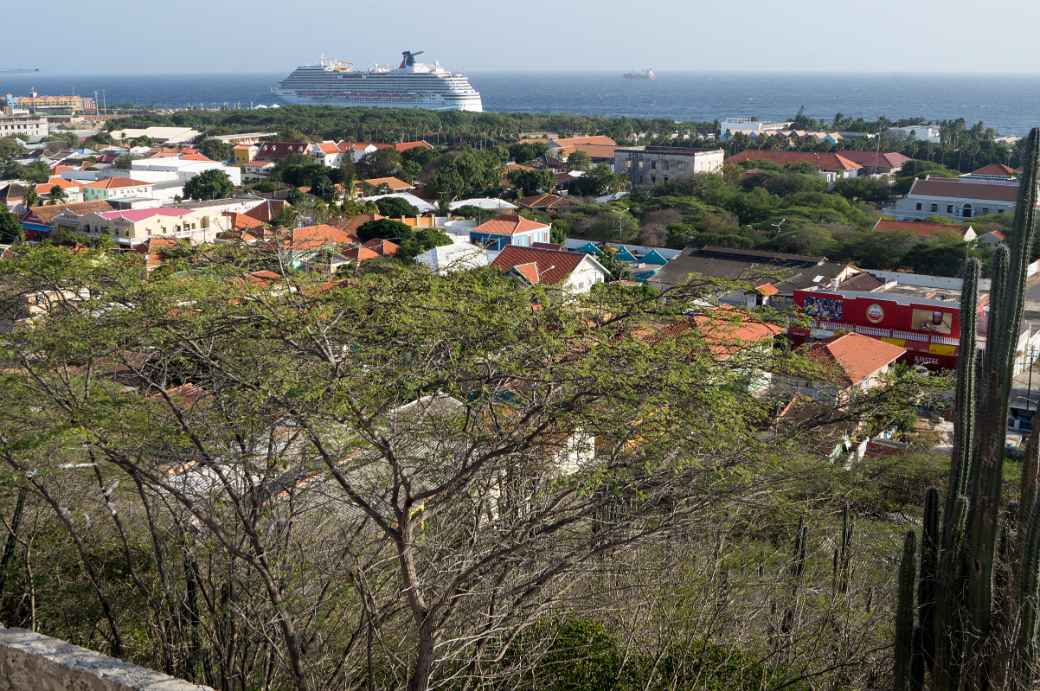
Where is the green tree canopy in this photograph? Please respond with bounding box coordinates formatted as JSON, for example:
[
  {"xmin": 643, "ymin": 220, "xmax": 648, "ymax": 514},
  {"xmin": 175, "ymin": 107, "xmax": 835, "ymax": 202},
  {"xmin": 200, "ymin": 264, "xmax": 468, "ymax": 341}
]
[
  {"xmin": 375, "ymin": 196, "xmax": 420, "ymax": 218},
  {"xmin": 183, "ymin": 169, "xmax": 234, "ymax": 200}
]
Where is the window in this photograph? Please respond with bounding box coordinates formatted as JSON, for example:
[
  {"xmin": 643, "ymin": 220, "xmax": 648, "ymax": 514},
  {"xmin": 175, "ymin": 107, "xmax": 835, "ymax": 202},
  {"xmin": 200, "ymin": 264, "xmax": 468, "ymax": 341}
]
[
  {"xmin": 915, "ymin": 203, "xmax": 923, "ymax": 211},
  {"xmin": 650, "ymin": 161, "xmax": 656, "ymax": 169},
  {"xmin": 947, "ymin": 205, "xmax": 954, "ymax": 213},
  {"xmin": 930, "ymin": 203, "xmax": 938, "ymax": 212}
]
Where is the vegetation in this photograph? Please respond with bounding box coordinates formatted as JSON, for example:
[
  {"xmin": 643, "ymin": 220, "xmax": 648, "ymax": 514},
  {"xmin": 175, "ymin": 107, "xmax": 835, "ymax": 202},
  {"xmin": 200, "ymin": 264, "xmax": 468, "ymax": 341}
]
[
  {"xmin": 892, "ymin": 127, "xmax": 1040, "ymax": 689},
  {"xmin": 182, "ymin": 169, "xmax": 234, "ymax": 200},
  {"xmin": 0, "ymin": 207, "xmax": 24, "ymax": 243}
]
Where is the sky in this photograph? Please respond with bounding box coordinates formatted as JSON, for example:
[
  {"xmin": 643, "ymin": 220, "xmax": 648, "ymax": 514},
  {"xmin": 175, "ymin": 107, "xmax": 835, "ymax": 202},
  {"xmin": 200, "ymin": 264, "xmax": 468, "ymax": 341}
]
[{"xmin": 9, "ymin": 0, "xmax": 1040, "ymax": 75}]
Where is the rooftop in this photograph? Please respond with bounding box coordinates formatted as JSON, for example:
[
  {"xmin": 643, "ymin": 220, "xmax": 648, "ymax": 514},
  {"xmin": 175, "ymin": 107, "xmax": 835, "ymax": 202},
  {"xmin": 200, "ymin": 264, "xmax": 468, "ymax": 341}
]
[
  {"xmin": 491, "ymin": 245, "xmax": 589, "ymax": 285},
  {"xmin": 728, "ymin": 149, "xmax": 862, "ymax": 172},
  {"xmin": 908, "ymin": 176, "xmax": 1020, "ymax": 202},
  {"xmin": 803, "ymin": 333, "xmax": 906, "ymax": 386},
  {"xmin": 874, "ymin": 219, "xmax": 973, "ymax": 238},
  {"xmin": 473, "ymin": 214, "xmax": 550, "ymax": 236}
]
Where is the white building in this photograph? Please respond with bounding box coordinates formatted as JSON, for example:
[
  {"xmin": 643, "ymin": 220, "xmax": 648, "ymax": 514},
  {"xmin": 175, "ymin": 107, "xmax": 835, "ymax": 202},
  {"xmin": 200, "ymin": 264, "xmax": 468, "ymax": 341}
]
[
  {"xmin": 887, "ymin": 125, "xmax": 942, "ymax": 144},
  {"xmin": 0, "ymin": 115, "xmax": 48, "ymax": 142},
  {"xmin": 416, "ymin": 241, "xmax": 490, "ymax": 275},
  {"xmin": 110, "ymin": 127, "xmax": 201, "ymax": 145},
  {"xmin": 888, "ymin": 176, "xmax": 1018, "ymax": 221},
  {"xmin": 358, "ymin": 192, "xmax": 436, "ymax": 213},
  {"xmin": 614, "ymin": 146, "xmax": 725, "ymax": 187},
  {"xmin": 449, "ymin": 197, "xmax": 517, "ymax": 212},
  {"xmin": 719, "ymin": 117, "xmax": 791, "ymax": 140}
]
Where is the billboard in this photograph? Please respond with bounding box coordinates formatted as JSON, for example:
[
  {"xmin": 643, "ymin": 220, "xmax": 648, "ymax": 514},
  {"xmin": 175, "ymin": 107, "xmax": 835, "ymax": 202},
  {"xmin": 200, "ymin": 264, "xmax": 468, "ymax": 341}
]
[{"xmin": 911, "ymin": 308, "xmax": 953, "ymax": 335}]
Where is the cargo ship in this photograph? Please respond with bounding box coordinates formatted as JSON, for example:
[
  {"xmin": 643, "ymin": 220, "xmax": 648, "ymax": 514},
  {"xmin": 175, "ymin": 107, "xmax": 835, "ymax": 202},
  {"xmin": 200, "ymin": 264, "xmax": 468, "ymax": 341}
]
[{"xmin": 623, "ymin": 69, "xmax": 656, "ymax": 80}]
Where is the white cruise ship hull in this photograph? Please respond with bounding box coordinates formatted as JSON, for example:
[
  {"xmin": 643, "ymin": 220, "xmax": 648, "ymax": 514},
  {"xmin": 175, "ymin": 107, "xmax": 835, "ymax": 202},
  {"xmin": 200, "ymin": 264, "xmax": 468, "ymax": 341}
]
[{"xmin": 273, "ymin": 89, "xmax": 483, "ymax": 112}]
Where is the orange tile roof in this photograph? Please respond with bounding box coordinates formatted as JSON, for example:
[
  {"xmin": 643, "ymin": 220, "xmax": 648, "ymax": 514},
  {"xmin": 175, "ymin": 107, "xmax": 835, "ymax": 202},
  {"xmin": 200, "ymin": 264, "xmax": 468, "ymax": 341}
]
[
  {"xmin": 511, "ymin": 261, "xmax": 541, "ymax": 285},
  {"xmin": 361, "ymin": 176, "xmax": 413, "ymax": 192},
  {"xmin": 82, "ymin": 176, "xmax": 152, "ymax": 190},
  {"xmin": 970, "ymin": 163, "xmax": 1021, "ymax": 177},
  {"xmin": 474, "ymin": 214, "xmax": 550, "ymax": 236},
  {"xmin": 343, "ymin": 246, "xmax": 381, "ymax": 263},
  {"xmin": 316, "ymin": 141, "xmax": 339, "ymax": 155},
  {"xmin": 691, "ymin": 310, "xmax": 784, "ymax": 358},
  {"xmin": 35, "ymin": 177, "xmax": 81, "ymax": 194},
  {"xmin": 374, "ymin": 140, "xmax": 433, "ymax": 153},
  {"xmin": 873, "ymin": 220, "xmax": 971, "ymax": 238},
  {"xmin": 228, "ymin": 212, "xmax": 266, "ymax": 230},
  {"xmin": 491, "ymin": 245, "xmax": 588, "ymax": 286},
  {"xmin": 361, "ymin": 238, "xmax": 400, "ymax": 256},
  {"xmin": 728, "ymin": 150, "xmax": 863, "ymax": 172},
  {"xmin": 289, "ymin": 224, "xmax": 355, "ymax": 251},
  {"xmin": 805, "ymin": 333, "xmax": 905, "ymax": 386}
]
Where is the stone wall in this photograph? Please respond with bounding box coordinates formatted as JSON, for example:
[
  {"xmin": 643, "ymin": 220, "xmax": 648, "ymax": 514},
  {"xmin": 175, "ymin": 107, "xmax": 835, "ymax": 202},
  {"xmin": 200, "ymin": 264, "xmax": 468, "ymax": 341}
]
[{"xmin": 0, "ymin": 628, "xmax": 212, "ymax": 691}]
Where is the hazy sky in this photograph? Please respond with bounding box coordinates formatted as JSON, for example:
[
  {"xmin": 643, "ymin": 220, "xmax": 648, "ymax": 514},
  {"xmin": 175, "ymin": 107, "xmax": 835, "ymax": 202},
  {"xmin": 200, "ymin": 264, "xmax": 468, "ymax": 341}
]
[{"xmin": 10, "ymin": 0, "xmax": 1040, "ymax": 74}]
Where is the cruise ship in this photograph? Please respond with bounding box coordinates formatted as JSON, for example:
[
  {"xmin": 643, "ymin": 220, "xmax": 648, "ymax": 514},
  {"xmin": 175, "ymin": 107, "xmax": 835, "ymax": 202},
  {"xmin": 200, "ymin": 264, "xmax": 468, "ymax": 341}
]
[{"xmin": 273, "ymin": 51, "xmax": 482, "ymax": 112}]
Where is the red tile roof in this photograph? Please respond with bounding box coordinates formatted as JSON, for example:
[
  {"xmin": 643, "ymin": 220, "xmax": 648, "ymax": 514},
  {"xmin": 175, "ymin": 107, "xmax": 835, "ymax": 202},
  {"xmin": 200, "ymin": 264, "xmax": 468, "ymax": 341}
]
[
  {"xmin": 728, "ymin": 150, "xmax": 863, "ymax": 172},
  {"xmin": 970, "ymin": 163, "xmax": 1021, "ymax": 177},
  {"xmin": 837, "ymin": 151, "xmax": 911, "ymax": 170},
  {"xmin": 374, "ymin": 140, "xmax": 433, "ymax": 153},
  {"xmin": 805, "ymin": 333, "xmax": 905, "ymax": 386},
  {"xmin": 360, "ymin": 176, "xmax": 413, "ymax": 192},
  {"xmin": 83, "ymin": 176, "xmax": 152, "ymax": 190},
  {"xmin": 691, "ymin": 309, "xmax": 783, "ymax": 358},
  {"xmin": 549, "ymin": 135, "xmax": 617, "ymax": 160},
  {"xmin": 228, "ymin": 212, "xmax": 266, "ymax": 230},
  {"xmin": 289, "ymin": 224, "xmax": 355, "ymax": 251},
  {"xmin": 361, "ymin": 238, "xmax": 400, "ymax": 256},
  {"xmin": 491, "ymin": 246, "xmax": 588, "ymax": 286},
  {"xmin": 35, "ymin": 177, "xmax": 81, "ymax": 194},
  {"xmin": 474, "ymin": 214, "xmax": 550, "ymax": 236},
  {"xmin": 343, "ymin": 245, "xmax": 381, "ymax": 263},
  {"xmin": 909, "ymin": 177, "xmax": 1019, "ymax": 202},
  {"xmin": 315, "ymin": 141, "xmax": 339, "ymax": 155},
  {"xmin": 255, "ymin": 142, "xmax": 309, "ymax": 161},
  {"xmin": 874, "ymin": 220, "xmax": 972, "ymax": 238}
]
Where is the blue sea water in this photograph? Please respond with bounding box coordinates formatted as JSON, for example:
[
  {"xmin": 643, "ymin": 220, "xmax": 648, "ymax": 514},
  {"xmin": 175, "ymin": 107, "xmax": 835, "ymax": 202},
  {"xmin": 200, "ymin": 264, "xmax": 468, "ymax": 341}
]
[{"xmin": 2, "ymin": 71, "xmax": 1039, "ymax": 135}]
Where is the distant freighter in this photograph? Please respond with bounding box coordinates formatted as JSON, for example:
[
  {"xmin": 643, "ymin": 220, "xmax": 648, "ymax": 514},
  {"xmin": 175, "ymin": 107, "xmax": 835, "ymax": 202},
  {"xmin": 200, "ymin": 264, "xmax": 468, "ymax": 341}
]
[
  {"xmin": 623, "ymin": 69, "xmax": 656, "ymax": 80},
  {"xmin": 273, "ymin": 51, "xmax": 483, "ymax": 112}
]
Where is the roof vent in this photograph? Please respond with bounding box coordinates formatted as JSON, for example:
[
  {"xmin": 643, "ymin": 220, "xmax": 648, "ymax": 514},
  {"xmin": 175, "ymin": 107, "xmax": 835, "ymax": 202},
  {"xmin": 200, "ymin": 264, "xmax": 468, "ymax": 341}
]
[{"xmin": 813, "ymin": 275, "xmax": 824, "ymax": 283}]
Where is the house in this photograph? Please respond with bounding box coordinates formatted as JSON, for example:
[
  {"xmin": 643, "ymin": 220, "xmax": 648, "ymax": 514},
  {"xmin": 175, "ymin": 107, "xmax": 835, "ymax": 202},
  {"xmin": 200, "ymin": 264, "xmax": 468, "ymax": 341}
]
[
  {"xmin": 137, "ymin": 237, "xmax": 178, "ymax": 272},
  {"xmin": 416, "ymin": 241, "xmax": 489, "ymax": 275},
  {"xmin": 773, "ymin": 332, "xmax": 906, "ymax": 407},
  {"xmin": 375, "ymin": 140, "xmax": 433, "ymax": 154},
  {"xmin": 470, "ymin": 214, "xmax": 552, "ymax": 250},
  {"xmin": 287, "ymin": 224, "xmax": 357, "ymax": 252},
  {"xmin": 0, "ymin": 114, "xmax": 48, "ymax": 142},
  {"xmin": 34, "ymin": 177, "xmax": 83, "ymax": 204},
  {"xmin": 873, "ymin": 219, "xmax": 976, "ymax": 242},
  {"xmin": 727, "ymin": 150, "xmax": 862, "ymax": 184},
  {"xmin": 886, "ymin": 125, "xmax": 942, "ymax": 144},
  {"xmin": 339, "ymin": 142, "xmax": 379, "ymax": 163},
  {"xmin": 81, "ymin": 177, "xmax": 155, "ymax": 201},
  {"xmin": 70, "ymin": 207, "xmax": 229, "ymax": 247},
  {"xmin": 614, "ymin": 146, "xmax": 726, "ymax": 187},
  {"xmin": 310, "ymin": 141, "xmax": 342, "ymax": 167},
  {"xmin": 964, "ymin": 163, "xmax": 1021, "ymax": 181},
  {"xmin": 719, "ymin": 118, "xmax": 791, "ymax": 140},
  {"xmin": 449, "ymin": 198, "xmax": 518, "ymax": 212},
  {"xmin": 357, "ymin": 192, "xmax": 435, "ymax": 213},
  {"xmin": 242, "ymin": 160, "xmax": 276, "ymax": 180},
  {"xmin": 545, "ymin": 136, "xmax": 617, "ymax": 165},
  {"xmin": 649, "ymin": 245, "xmax": 854, "ymax": 308},
  {"xmin": 254, "ymin": 141, "xmax": 309, "ymax": 162},
  {"xmin": 109, "ymin": 127, "xmax": 201, "ymax": 145},
  {"xmin": 20, "ymin": 200, "xmax": 114, "ymax": 238},
  {"xmin": 491, "ymin": 245, "xmax": 610, "ymax": 294},
  {"xmin": 233, "ymin": 144, "xmax": 258, "ymax": 164},
  {"xmin": 888, "ymin": 176, "xmax": 1019, "ymax": 221},
  {"xmin": 837, "ymin": 151, "xmax": 912, "ymax": 177},
  {"xmin": 517, "ymin": 193, "xmax": 574, "ymax": 213},
  {"xmin": 358, "ymin": 177, "xmax": 414, "ymax": 194}
]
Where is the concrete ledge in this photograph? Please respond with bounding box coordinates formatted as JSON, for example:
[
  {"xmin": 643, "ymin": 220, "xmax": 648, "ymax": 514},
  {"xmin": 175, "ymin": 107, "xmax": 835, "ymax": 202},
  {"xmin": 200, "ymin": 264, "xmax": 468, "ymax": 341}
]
[{"xmin": 0, "ymin": 628, "xmax": 212, "ymax": 690}]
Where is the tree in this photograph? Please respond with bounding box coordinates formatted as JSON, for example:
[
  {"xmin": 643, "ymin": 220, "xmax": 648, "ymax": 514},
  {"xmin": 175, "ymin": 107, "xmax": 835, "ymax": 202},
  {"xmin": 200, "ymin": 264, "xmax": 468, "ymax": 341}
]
[
  {"xmin": 0, "ymin": 207, "xmax": 24, "ymax": 243},
  {"xmin": 183, "ymin": 169, "xmax": 234, "ymax": 201},
  {"xmin": 197, "ymin": 138, "xmax": 232, "ymax": 162},
  {"xmin": 568, "ymin": 150, "xmax": 593, "ymax": 171},
  {"xmin": 396, "ymin": 228, "xmax": 452, "ymax": 260},
  {"xmin": 360, "ymin": 148, "xmax": 403, "ymax": 178},
  {"xmin": 375, "ymin": 196, "xmax": 420, "ymax": 218},
  {"xmin": 568, "ymin": 165, "xmax": 623, "ymax": 197},
  {"xmin": 23, "ymin": 188, "xmax": 39, "ymax": 210},
  {"xmin": 508, "ymin": 142, "xmax": 549, "ymax": 163},
  {"xmin": 584, "ymin": 209, "xmax": 640, "ymax": 243},
  {"xmin": 357, "ymin": 218, "xmax": 413, "ymax": 242},
  {"xmin": 46, "ymin": 185, "xmax": 67, "ymax": 205},
  {"xmin": 311, "ymin": 176, "xmax": 337, "ymax": 203},
  {"xmin": 0, "ymin": 137, "xmax": 23, "ymax": 162},
  {"xmin": 509, "ymin": 169, "xmax": 556, "ymax": 195},
  {"xmin": 425, "ymin": 148, "xmax": 503, "ymax": 200}
]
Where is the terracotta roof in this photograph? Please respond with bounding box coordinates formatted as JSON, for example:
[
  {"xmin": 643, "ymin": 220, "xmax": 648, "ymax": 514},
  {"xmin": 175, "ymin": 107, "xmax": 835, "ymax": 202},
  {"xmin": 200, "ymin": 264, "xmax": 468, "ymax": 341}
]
[
  {"xmin": 139, "ymin": 237, "xmax": 177, "ymax": 271},
  {"xmin": 24, "ymin": 200, "xmax": 114, "ymax": 224},
  {"xmin": 988, "ymin": 230, "xmax": 1007, "ymax": 241},
  {"xmin": 691, "ymin": 309, "xmax": 783, "ymax": 358},
  {"xmin": 909, "ymin": 177, "xmax": 1019, "ymax": 202},
  {"xmin": 361, "ymin": 238, "xmax": 399, "ymax": 256},
  {"xmin": 728, "ymin": 150, "xmax": 862, "ymax": 172},
  {"xmin": 518, "ymin": 193, "xmax": 571, "ymax": 210},
  {"xmin": 474, "ymin": 214, "xmax": 550, "ymax": 236},
  {"xmin": 82, "ymin": 176, "xmax": 152, "ymax": 190},
  {"xmin": 35, "ymin": 177, "xmax": 81, "ymax": 194},
  {"xmin": 374, "ymin": 140, "xmax": 433, "ymax": 153},
  {"xmin": 361, "ymin": 176, "xmax": 413, "ymax": 192},
  {"xmin": 549, "ymin": 135, "xmax": 617, "ymax": 160},
  {"xmin": 228, "ymin": 212, "xmax": 265, "ymax": 230},
  {"xmin": 837, "ymin": 151, "xmax": 911, "ymax": 170},
  {"xmin": 255, "ymin": 142, "xmax": 309, "ymax": 161},
  {"xmin": 873, "ymin": 220, "xmax": 972, "ymax": 238},
  {"xmin": 340, "ymin": 214, "xmax": 383, "ymax": 235},
  {"xmin": 240, "ymin": 270, "xmax": 283, "ymax": 288},
  {"xmin": 343, "ymin": 245, "xmax": 381, "ymax": 263},
  {"xmin": 289, "ymin": 224, "xmax": 355, "ymax": 251},
  {"xmin": 970, "ymin": 163, "xmax": 1021, "ymax": 177},
  {"xmin": 512, "ymin": 261, "xmax": 541, "ymax": 285},
  {"xmin": 754, "ymin": 282, "xmax": 779, "ymax": 296},
  {"xmin": 339, "ymin": 141, "xmax": 375, "ymax": 153},
  {"xmin": 315, "ymin": 141, "xmax": 339, "ymax": 155},
  {"xmin": 491, "ymin": 246, "xmax": 588, "ymax": 286},
  {"xmin": 243, "ymin": 199, "xmax": 288, "ymax": 222},
  {"xmin": 804, "ymin": 333, "xmax": 905, "ymax": 386}
]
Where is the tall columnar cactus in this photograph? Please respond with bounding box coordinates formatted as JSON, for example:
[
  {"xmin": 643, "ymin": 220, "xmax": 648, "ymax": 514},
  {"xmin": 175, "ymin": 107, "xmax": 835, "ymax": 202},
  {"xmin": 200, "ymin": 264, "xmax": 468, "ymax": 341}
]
[
  {"xmin": 832, "ymin": 502, "xmax": 854, "ymax": 598},
  {"xmin": 894, "ymin": 128, "xmax": 1040, "ymax": 690}
]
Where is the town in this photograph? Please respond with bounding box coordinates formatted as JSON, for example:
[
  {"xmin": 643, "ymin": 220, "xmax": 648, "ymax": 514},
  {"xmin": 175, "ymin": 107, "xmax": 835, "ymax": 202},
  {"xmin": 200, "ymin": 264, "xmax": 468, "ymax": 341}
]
[{"xmin": 0, "ymin": 86, "xmax": 1039, "ymax": 691}]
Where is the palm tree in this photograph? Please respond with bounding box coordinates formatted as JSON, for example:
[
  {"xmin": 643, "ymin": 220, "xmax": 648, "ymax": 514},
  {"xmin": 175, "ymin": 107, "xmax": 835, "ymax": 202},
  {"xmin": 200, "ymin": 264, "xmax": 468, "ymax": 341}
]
[{"xmin": 47, "ymin": 185, "xmax": 66, "ymax": 205}]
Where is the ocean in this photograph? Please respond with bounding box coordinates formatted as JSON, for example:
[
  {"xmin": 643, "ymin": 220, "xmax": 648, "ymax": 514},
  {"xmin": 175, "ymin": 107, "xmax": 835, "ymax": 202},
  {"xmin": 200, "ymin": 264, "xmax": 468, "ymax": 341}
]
[{"xmin": 2, "ymin": 71, "xmax": 1039, "ymax": 136}]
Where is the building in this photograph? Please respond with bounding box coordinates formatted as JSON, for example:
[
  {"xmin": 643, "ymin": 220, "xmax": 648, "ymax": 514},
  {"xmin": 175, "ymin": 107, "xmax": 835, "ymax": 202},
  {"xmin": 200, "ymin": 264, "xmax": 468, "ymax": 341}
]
[
  {"xmin": 210, "ymin": 132, "xmax": 277, "ymax": 145},
  {"xmin": 375, "ymin": 140, "xmax": 434, "ymax": 154},
  {"xmin": 727, "ymin": 150, "xmax": 862, "ymax": 184},
  {"xmin": 774, "ymin": 332, "xmax": 907, "ymax": 406},
  {"xmin": 242, "ymin": 160, "xmax": 276, "ymax": 180},
  {"xmin": 649, "ymin": 245, "xmax": 854, "ymax": 307},
  {"xmin": 719, "ymin": 118, "xmax": 791, "ymax": 140},
  {"xmin": 545, "ymin": 136, "xmax": 617, "ymax": 165},
  {"xmin": 873, "ymin": 219, "xmax": 976, "ymax": 242},
  {"xmin": 81, "ymin": 177, "xmax": 155, "ymax": 201},
  {"xmin": 888, "ymin": 176, "xmax": 1019, "ymax": 221},
  {"xmin": 3, "ymin": 93, "xmax": 96, "ymax": 114},
  {"xmin": 887, "ymin": 125, "xmax": 942, "ymax": 144},
  {"xmin": 358, "ymin": 192, "xmax": 435, "ymax": 213},
  {"xmin": 339, "ymin": 142, "xmax": 380, "ymax": 163},
  {"xmin": 19, "ymin": 200, "xmax": 114, "ymax": 238},
  {"xmin": 614, "ymin": 146, "xmax": 725, "ymax": 187},
  {"xmin": 517, "ymin": 193, "xmax": 575, "ymax": 213},
  {"xmin": 69, "ymin": 207, "xmax": 230, "ymax": 247},
  {"xmin": 109, "ymin": 127, "xmax": 201, "ymax": 145},
  {"xmin": 491, "ymin": 245, "xmax": 609, "ymax": 294},
  {"xmin": 233, "ymin": 144, "xmax": 258, "ymax": 165},
  {"xmin": 415, "ymin": 241, "xmax": 489, "ymax": 275},
  {"xmin": 310, "ymin": 141, "xmax": 342, "ymax": 167},
  {"xmin": 470, "ymin": 214, "xmax": 552, "ymax": 250},
  {"xmin": 837, "ymin": 151, "xmax": 912, "ymax": 177},
  {"xmin": 0, "ymin": 114, "xmax": 48, "ymax": 141},
  {"xmin": 358, "ymin": 177, "xmax": 414, "ymax": 194},
  {"xmin": 34, "ymin": 177, "xmax": 83, "ymax": 204},
  {"xmin": 254, "ymin": 141, "xmax": 309, "ymax": 162},
  {"xmin": 964, "ymin": 163, "xmax": 1021, "ymax": 181}
]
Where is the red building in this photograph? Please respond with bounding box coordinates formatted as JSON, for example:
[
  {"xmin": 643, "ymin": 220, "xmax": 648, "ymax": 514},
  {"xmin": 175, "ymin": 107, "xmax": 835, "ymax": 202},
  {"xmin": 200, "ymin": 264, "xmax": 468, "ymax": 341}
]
[{"xmin": 791, "ymin": 288, "xmax": 988, "ymax": 370}]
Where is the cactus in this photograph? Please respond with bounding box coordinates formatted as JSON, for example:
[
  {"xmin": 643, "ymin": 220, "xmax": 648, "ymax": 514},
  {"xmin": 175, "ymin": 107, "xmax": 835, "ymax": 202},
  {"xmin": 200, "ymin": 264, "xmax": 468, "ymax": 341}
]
[
  {"xmin": 893, "ymin": 127, "xmax": 1040, "ymax": 690},
  {"xmin": 832, "ymin": 502, "xmax": 854, "ymax": 598},
  {"xmin": 894, "ymin": 530, "xmax": 916, "ymax": 691}
]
